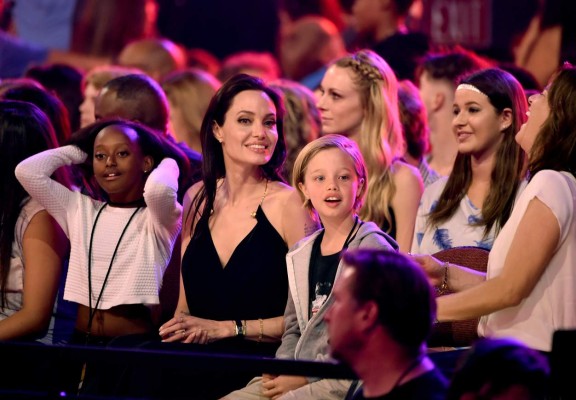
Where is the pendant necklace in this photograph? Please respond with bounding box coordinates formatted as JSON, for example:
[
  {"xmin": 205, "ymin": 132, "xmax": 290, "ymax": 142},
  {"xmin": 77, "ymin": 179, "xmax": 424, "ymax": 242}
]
[{"xmin": 250, "ymin": 179, "xmax": 269, "ymax": 218}]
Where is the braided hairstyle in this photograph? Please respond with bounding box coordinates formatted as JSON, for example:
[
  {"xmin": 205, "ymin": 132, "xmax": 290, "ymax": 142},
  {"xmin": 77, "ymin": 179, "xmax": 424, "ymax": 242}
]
[{"xmin": 333, "ymin": 49, "xmax": 404, "ymax": 231}]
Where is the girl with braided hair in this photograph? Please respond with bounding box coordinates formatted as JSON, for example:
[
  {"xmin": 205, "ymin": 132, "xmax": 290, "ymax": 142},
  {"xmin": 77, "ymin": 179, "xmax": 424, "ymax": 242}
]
[{"xmin": 316, "ymin": 49, "xmax": 423, "ymax": 252}]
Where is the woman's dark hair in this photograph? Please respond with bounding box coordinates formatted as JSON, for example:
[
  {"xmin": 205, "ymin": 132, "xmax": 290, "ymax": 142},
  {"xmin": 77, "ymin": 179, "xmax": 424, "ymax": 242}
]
[
  {"xmin": 68, "ymin": 119, "xmax": 191, "ymax": 201},
  {"xmin": 428, "ymin": 68, "xmax": 527, "ymax": 238},
  {"xmin": 189, "ymin": 74, "xmax": 286, "ymax": 240},
  {"xmin": 25, "ymin": 63, "xmax": 84, "ymax": 132},
  {"xmin": 0, "ymin": 81, "xmax": 72, "ymax": 145},
  {"xmin": 528, "ymin": 64, "xmax": 576, "ymax": 179},
  {"xmin": 0, "ymin": 100, "xmax": 65, "ymax": 307},
  {"xmin": 398, "ymin": 79, "xmax": 429, "ymax": 161}
]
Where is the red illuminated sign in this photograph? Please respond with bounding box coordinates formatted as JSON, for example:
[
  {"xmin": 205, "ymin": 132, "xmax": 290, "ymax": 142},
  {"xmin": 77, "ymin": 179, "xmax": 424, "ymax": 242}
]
[{"xmin": 423, "ymin": 0, "xmax": 492, "ymax": 48}]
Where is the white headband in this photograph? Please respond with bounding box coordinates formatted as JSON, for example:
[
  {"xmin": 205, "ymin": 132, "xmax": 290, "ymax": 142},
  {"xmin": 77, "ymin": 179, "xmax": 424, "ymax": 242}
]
[{"xmin": 456, "ymin": 83, "xmax": 487, "ymax": 97}]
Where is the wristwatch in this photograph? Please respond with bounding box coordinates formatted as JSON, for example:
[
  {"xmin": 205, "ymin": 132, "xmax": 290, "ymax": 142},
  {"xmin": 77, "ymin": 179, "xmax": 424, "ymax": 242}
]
[{"xmin": 235, "ymin": 320, "xmax": 245, "ymax": 338}]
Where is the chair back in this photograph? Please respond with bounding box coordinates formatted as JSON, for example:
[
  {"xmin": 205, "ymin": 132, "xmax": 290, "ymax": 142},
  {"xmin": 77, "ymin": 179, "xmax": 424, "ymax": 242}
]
[{"xmin": 428, "ymin": 246, "xmax": 489, "ymax": 348}]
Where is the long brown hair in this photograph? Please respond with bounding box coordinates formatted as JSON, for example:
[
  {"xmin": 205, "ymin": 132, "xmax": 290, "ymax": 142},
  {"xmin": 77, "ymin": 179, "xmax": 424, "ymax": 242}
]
[
  {"xmin": 428, "ymin": 68, "xmax": 527, "ymax": 237},
  {"xmin": 528, "ymin": 65, "xmax": 576, "ymax": 179},
  {"xmin": 0, "ymin": 101, "xmax": 70, "ymax": 308},
  {"xmin": 188, "ymin": 74, "xmax": 286, "ymax": 241}
]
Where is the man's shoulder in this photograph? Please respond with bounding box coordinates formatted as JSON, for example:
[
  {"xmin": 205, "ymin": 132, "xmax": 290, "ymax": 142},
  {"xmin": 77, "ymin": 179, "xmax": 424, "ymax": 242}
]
[
  {"xmin": 391, "ymin": 369, "xmax": 448, "ymax": 400},
  {"xmin": 352, "ymin": 368, "xmax": 447, "ymax": 400}
]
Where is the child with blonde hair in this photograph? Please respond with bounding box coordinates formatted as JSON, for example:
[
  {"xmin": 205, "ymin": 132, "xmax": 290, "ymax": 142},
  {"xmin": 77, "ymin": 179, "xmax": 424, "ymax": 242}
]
[{"xmin": 223, "ymin": 134, "xmax": 397, "ymax": 400}]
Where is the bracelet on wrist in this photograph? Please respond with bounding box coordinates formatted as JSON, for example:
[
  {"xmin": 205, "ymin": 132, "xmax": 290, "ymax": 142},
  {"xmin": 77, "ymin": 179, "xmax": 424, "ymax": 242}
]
[
  {"xmin": 436, "ymin": 262, "xmax": 449, "ymax": 296},
  {"xmin": 234, "ymin": 320, "xmax": 245, "ymax": 338},
  {"xmin": 258, "ymin": 318, "xmax": 263, "ymax": 343}
]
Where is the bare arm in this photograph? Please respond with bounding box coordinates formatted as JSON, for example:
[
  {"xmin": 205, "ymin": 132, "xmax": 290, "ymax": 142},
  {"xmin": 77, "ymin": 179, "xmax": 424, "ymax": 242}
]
[
  {"xmin": 159, "ymin": 307, "xmax": 284, "ymax": 344},
  {"xmin": 0, "ymin": 211, "xmax": 69, "ymax": 340},
  {"xmin": 280, "ymin": 189, "xmax": 320, "ymax": 248},
  {"xmin": 437, "ymin": 197, "xmax": 559, "ymax": 321},
  {"xmin": 171, "ymin": 182, "xmax": 202, "ymax": 319},
  {"xmin": 165, "ymin": 247, "xmax": 284, "ymax": 345},
  {"xmin": 161, "ymin": 182, "xmax": 286, "ymax": 344},
  {"xmin": 412, "ymin": 254, "xmax": 486, "ymax": 292},
  {"xmin": 391, "ymin": 163, "xmax": 423, "ymax": 252}
]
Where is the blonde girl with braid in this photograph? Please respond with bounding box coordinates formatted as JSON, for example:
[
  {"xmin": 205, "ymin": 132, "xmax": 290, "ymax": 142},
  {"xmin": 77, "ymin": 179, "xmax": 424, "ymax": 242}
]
[{"xmin": 316, "ymin": 49, "xmax": 423, "ymax": 252}]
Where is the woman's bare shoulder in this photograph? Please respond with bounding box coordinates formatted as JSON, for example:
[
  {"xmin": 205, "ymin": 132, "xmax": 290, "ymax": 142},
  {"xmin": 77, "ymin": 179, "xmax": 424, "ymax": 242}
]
[
  {"xmin": 392, "ymin": 160, "xmax": 423, "ymax": 186},
  {"xmin": 265, "ymin": 180, "xmax": 316, "ymax": 246},
  {"xmin": 183, "ymin": 181, "xmax": 205, "ymax": 208},
  {"xmin": 184, "ymin": 180, "xmax": 204, "ymax": 198},
  {"xmin": 268, "ymin": 180, "xmax": 295, "ymax": 192},
  {"xmin": 182, "ymin": 181, "xmax": 205, "ymax": 231},
  {"xmin": 266, "ymin": 181, "xmax": 302, "ymax": 206}
]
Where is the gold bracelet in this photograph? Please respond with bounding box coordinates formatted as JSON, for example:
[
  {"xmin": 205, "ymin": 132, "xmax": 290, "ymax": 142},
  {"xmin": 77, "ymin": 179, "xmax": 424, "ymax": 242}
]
[
  {"xmin": 258, "ymin": 318, "xmax": 263, "ymax": 343},
  {"xmin": 437, "ymin": 262, "xmax": 449, "ymax": 296}
]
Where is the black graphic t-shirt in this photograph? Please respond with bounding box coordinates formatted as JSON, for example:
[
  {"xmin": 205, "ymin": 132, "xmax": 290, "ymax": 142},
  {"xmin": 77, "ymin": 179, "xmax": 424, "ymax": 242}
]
[{"xmin": 308, "ymin": 231, "xmax": 340, "ymax": 318}]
